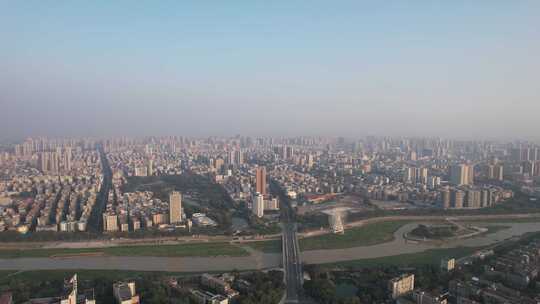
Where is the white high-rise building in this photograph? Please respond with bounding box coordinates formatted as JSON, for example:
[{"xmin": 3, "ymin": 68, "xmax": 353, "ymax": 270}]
[
  {"xmin": 253, "ymin": 193, "xmax": 264, "ymax": 218},
  {"xmin": 169, "ymin": 191, "xmax": 183, "ymax": 224}
]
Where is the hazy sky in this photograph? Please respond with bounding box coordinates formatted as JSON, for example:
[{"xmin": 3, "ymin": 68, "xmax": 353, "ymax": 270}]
[{"xmin": 1, "ymin": 1, "xmax": 539, "ymax": 140}]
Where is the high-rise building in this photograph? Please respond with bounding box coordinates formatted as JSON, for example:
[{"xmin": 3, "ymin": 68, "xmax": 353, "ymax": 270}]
[
  {"xmin": 466, "ymin": 189, "xmax": 481, "ymax": 208},
  {"xmin": 39, "ymin": 152, "xmax": 49, "ymax": 172},
  {"xmin": 451, "ymin": 189, "xmax": 464, "ymax": 209},
  {"xmin": 169, "ymin": 191, "xmax": 183, "ymax": 224},
  {"xmin": 418, "ymin": 167, "xmax": 428, "ymax": 184},
  {"xmin": 403, "ymin": 167, "xmax": 417, "ymax": 183},
  {"xmin": 467, "ymin": 165, "xmax": 474, "ymax": 185},
  {"xmin": 307, "ymin": 154, "xmax": 314, "ymax": 168},
  {"xmin": 147, "ymin": 159, "xmax": 153, "ymax": 176},
  {"xmin": 214, "ymin": 158, "xmax": 225, "ymax": 172},
  {"xmin": 441, "ymin": 189, "xmax": 451, "ymax": 209},
  {"xmin": 450, "ymin": 164, "xmax": 473, "ymax": 186},
  {"xmin": 481, "ymin": 189, "xmax": 490, "ymax": 207},
  {"xmin": 50, "ymin": 152, "xmax": 60, "ymax": 174},
  {"xmin": 488, "ymin": 164, "xmax": 504, "ymax": 181},
  {"xmin": 523, "ymin": 161, "xmax": 535, "ymax": 176},
  {"xmin": 404, "ymin": 167, "xmax": 428, "ymax": 184},
  {"xmin": 64, "ymin": 147, "xmax": 72, "ymax": 171},
  {"xmin": 389, "ymin": 274, "xmax": 415, "ymax": 299},
  {"xmin": 253, "ymin": 193, "xmax": 264, "ymax": 218},
  {"xmin": 227, "ymin": 151, "xmax": 235, "ymax": 165},
  {"xmin": 286, "ymin": 146, "xmax": 295, "ymax": 159},
  {"xmin": 234, "ymin": 150, "xmax": 244, "ymax": 165},
  {"xmin": 103, "ymin": 214, "xmax": 119, "ymax": 232},
  {"xmin": 255, "ymin": 166, "xmax": 267, "ymax": 196},
  {"xmin": 535, "ymin": 161, "xmax": 540, "ymax": 176},
  {"xmin": 511, "ymin": 147, "xmax": 522, "ymax": 161},
  {"xmin": 428, "ymin": 176, "xmax": 441, "ymax": 189}
]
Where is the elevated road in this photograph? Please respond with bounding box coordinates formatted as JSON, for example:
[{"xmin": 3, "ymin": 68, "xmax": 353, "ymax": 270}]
[
  {"xmin": 282, "ymin": 221, "xmax": 303, "ymax": 303},
  {"xmin": 272, "ymin": 181, "xmax": 304, "ymax": 303}
]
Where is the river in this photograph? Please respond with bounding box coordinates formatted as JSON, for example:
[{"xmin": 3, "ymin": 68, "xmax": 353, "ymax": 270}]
[
  {"xmin": 1, "ymin": 221, "xmax": 539, "ymax": 272},
  {"xmin": 301, "ymin": 221, "xmax": 540, "ymax": 264}
]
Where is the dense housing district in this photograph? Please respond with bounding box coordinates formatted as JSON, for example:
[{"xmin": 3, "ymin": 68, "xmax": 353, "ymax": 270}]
[
  {"xmin": 1, "ymin": 137, "xmax": 540, "ymax": 237},
  {"xmin": 1, "ymin": 136, "xmax": 540, "ymax": 303}
]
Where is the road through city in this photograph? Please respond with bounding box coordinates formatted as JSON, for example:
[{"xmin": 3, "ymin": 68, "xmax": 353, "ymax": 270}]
[{"xmin": 277, "ymin": 181, "xmax": 304, "ymax": 303}]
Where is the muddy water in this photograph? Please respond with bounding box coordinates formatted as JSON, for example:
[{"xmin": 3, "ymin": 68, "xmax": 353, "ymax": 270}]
[{"xmin": 1, "ymin": 222, "xmax": 539, "ymax": 271}]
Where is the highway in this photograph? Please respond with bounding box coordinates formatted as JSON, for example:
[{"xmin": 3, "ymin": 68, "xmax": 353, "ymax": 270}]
[
  {"xmin": 282, "ymin": 222, "xmax": 303, "ymax": 303},
  {"xmin": 274, "ymin": 181, "xmax": 304, "ymax": 303}
]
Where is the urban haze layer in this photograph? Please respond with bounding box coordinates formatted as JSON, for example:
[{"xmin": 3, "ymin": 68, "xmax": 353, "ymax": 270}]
[{"xmin": 1, "ymin": 136, "xmax": 540, "ymax": 303}]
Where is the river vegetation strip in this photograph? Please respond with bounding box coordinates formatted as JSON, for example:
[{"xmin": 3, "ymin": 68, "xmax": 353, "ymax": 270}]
[{"xmin": 0, "ymin": 242, "xmax": 249, "ymax": 258}]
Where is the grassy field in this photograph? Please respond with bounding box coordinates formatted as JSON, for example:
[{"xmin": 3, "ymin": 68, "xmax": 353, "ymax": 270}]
[
  {"xmin": 300, "ymin": 221, "xmax": 408, "ymax": 251},
  {"xmin": 322, "ymin": 246, "xmax": 480, "ymax": 268},
  {"xmin": 244, "ymin": 240, "xmax": 282, "ymax": 253},
  {"xmin": 0, "ymin": 242, "xmax": 248, "ymax": 258},
  {"xmin": 299, "ymin": 221, "xmax": 408, "ymax": 251}
]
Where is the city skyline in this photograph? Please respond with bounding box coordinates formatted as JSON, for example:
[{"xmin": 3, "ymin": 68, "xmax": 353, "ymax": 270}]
[
  {"xmin": 2, "ymin": 1, "xmax": 540, "ymax": 140},
  {"xmin": 4, "ymin": 2, "xmax": 540, "ymax": 303}
]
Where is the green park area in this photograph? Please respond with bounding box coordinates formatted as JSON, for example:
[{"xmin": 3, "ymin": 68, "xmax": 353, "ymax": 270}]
[
  {"xmin": 0, "ymin": 242, "xmax": 248, "ymax": 259},
  {"xmin": 299, "ymin": 221, "xmax": 407, "ymax": 251},
  {"xmin": 244, "ymin": 240, "xmax": 282, "ymax": 253}
]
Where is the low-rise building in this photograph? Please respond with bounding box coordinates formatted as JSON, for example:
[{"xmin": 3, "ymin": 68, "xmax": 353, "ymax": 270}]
[{"xmin": 113, "ymin": 281, "xmax": 139, "ymax": 304}]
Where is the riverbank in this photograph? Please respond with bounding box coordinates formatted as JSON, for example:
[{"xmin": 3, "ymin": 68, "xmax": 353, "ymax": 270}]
[
  {"xmin": 0, "ymin": 221, "xmax": 539, "ymax": 273},
  {"xmin": 301, "ymin": 222, "xmax": 540, "ymax": 265},
  {"xmin": 0, "ymin": 242, "xmax": 248, "ymax": 258},
  {"xmin": 299, "ymin": 213, "xmax": 540, "ymax": 238},
  {"xmin": 299, "ymin": 220, "xmax": 406, "ymax": 251}
]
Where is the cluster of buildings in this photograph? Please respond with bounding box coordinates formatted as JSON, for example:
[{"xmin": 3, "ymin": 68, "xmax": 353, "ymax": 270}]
[
  {"xmin": 0, "ymin": 138, "xmax": 103, "ymax": 234},
  {"xmin": 23, "ymin": 274, "xmax": 96, "ymax": 304},
  {"xmin": 389, "ymin": 238, "xmax": 540, "ymax": 304},
  {"xmin": 388, "ymin": 273, "xmax": 450, "ymax": 304},
  {"xmin": 188, "ymin": 273, "xmax": 240, "ymax": 304},
  {"xmin": 12, "ymin": 274, "xmax": 141, "ymax": 304},
  {"xmin": 104, "ymin": 138, "xmax": 280, "ymax": 227},
  {"xmin": 439, "ymin": 185, "xmax": 512, "ymax": 210},
  {"xmin": 270, "ymin": 139, "xmax": 539, "ymax": 219},
  {"xmin": 1, "ymin": 136, "xmax": 539, "ymax": 236},
  {"xmin": 106, "ymin": 148, "xmax": 183, "ymax": 177},
  {"xmin": 102, "ymin": 190, "xmax": 189, "ymax": 232},
  {"xmin": 482, "ymin": 240, "xmax": 540, "ymax": 290},
  {"xmin": 219, "ymin": 166, "xmax": 280, "ymax": 218},
  {"xmin": 449, "ymin": 278, "xmax": 538, "ymax": 304}
]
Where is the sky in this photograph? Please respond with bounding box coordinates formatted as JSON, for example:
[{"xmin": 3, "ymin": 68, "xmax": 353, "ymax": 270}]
[{"xmin": 1, "ymin": 1, "xmax": 539, "ymax": 140}]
